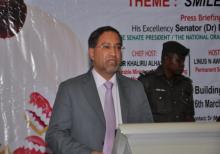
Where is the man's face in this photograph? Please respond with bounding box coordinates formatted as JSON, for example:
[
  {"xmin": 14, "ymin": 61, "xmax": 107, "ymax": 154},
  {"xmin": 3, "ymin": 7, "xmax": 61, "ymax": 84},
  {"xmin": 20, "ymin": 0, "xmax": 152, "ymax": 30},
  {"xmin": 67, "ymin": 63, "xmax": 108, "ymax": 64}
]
[
  {"xmin": 89, "ymin": 31, "xmax": 122, "ymax": 79},
  {"xmin": 166, "ymin": 53, "xmax": 185, "ymax": 75}
]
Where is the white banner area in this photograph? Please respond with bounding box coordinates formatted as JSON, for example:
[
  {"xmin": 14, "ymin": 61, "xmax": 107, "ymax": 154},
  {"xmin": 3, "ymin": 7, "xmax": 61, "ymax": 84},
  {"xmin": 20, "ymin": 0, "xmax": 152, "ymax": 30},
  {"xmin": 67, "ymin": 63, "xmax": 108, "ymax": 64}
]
[{"xmin": 0, "ymin": 0, "xmax": 219, "ymax": 153}]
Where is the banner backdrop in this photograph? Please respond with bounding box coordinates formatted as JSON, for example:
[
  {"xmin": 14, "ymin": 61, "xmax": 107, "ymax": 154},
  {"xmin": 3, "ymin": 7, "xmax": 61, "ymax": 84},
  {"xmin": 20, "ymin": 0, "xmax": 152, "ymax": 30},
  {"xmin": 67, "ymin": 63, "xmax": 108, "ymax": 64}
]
[{"xmin": 0, "ymin": 0, "xmax": 219, "ymax": 153}]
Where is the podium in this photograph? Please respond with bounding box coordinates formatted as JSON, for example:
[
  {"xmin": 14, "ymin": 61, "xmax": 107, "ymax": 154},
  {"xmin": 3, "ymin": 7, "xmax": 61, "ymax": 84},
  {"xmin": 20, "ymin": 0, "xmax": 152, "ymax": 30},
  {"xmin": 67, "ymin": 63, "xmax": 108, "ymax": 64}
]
[{"xmin": 112, "ymin": 122, "xmax": 220, "ymax": 154}]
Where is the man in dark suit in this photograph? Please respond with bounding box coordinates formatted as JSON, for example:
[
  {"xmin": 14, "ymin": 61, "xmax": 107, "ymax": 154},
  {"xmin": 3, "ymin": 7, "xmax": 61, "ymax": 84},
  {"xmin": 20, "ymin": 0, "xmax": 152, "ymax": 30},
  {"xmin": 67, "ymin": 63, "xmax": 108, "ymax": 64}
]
[
  {"xmin": 46, "ymin": 26, "xmax": 153, "ymax": 154},
  {"xmin": 138, "ymin": 41, "xmax": 194, "ymax": 122}
]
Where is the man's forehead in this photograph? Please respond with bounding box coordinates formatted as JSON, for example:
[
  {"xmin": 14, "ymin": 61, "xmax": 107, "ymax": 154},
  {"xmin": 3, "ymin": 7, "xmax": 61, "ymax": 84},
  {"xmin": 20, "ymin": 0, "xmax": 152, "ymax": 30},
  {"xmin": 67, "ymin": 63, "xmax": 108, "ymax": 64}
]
[
  {"xmin": 97, "ymin": 32, "xmax": 120, "ymax": 43},
  {"xmin": 168, "ymin": 53, "xmax": 185, "ymax": 60}
]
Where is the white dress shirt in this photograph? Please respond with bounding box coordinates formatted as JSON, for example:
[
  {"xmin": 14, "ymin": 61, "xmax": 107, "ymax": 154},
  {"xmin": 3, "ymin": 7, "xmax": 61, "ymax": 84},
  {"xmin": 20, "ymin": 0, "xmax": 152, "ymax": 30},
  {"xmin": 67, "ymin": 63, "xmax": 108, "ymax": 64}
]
[{"xmin": 92, "ymin": 69, "xmax": 122, "ymax": 128}]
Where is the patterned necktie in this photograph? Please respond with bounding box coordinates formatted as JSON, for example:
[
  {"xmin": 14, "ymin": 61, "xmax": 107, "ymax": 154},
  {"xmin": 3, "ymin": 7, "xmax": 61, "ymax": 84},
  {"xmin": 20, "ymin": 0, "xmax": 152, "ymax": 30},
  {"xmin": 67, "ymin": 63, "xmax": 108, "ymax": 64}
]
[{"xmin": 103, "ymin": 81, "xmax": 116, "ymax": 154}]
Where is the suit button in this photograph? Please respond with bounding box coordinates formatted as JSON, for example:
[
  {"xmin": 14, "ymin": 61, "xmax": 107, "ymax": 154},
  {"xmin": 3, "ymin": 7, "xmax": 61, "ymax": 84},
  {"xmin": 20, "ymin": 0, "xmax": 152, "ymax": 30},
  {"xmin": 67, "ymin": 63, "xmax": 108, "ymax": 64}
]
[{"xmin": 102, "ymin": 141, "xmax": 104, "ymax": 145}]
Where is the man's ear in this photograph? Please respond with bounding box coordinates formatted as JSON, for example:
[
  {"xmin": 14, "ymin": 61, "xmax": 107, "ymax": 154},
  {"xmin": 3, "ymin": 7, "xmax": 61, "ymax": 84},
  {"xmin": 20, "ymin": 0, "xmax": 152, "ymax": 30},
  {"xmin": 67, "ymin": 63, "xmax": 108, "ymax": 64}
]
[{"xmin": 88, "ymin": 48, "xmax": 95, "ymax": 61}]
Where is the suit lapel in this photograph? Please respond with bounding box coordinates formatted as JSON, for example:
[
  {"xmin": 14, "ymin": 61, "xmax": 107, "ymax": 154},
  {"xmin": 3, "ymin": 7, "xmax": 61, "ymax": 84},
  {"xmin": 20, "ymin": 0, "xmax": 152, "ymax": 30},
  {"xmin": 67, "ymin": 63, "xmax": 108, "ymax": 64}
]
[
  {"xmin": 117, "ymin": 74, "xmax": 128, "ymax": 123},
  {"xmin": 82, "ymin": 71, "xmax": 105, "ymax": 126}
]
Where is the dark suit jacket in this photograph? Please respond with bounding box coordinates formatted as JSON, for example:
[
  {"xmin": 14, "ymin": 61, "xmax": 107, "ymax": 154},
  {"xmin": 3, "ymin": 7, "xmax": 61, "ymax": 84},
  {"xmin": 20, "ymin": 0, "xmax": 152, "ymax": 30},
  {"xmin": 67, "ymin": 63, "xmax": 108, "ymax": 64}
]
[
  {"xmin": 138, "ymin": 65, "xmax": 194, "ymax": 122},
  {"xmin": 46, "ymin": 70, "xmax": 153, "ymax": 154}
]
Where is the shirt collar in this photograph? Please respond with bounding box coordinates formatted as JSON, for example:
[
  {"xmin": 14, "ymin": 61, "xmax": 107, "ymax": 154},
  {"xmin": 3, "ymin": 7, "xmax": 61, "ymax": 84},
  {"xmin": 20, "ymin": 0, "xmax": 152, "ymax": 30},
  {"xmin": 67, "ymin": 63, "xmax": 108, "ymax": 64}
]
[{"xmin": 92, "ymin": 68, "xmax": 117, "ymax": 88}]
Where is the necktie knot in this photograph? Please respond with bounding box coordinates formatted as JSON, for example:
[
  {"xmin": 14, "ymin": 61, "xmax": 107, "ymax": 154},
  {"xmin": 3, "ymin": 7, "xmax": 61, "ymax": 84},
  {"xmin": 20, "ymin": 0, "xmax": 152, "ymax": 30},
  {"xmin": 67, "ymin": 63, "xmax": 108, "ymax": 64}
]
[{"xmin": 104, "ymin": 81, "xmax": 113, "ymax": 90}]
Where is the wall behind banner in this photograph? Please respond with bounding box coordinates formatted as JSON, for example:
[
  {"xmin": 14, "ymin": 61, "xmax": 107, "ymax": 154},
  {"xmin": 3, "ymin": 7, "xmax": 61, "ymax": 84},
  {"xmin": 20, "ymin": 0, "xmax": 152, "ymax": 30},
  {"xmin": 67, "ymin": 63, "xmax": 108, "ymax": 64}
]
[{"xmin": 0, "ymin": 0, "xmax": 219, "ymax": 153}]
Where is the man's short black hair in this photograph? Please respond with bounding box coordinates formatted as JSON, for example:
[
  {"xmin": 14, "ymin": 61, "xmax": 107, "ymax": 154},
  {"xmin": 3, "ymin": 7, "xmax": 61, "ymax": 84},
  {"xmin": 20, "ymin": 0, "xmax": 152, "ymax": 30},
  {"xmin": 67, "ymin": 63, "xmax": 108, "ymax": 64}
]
[
  {"xmin": 88, "ymin": 26, "xmax": 122, "ymax": 48},
  {"xmin": 161, "ymin": 41, "xmax": 190, "ymax": 62}
]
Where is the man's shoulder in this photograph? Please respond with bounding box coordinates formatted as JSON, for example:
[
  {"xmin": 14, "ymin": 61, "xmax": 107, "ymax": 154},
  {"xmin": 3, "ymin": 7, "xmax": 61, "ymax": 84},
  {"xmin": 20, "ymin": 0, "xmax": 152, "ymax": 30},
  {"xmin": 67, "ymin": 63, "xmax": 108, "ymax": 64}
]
[
  {"xmin": 138, "ymin": 69, "xmax": 157, "ymax": 81},
  {"xmin": 60, "ymin": 72, "xmax": 90, "ymax": 87},
  {"xmin": 179, "ymin": 75, "xmax": 193, "ymax": 84},
  {"xmin": 118, "ymin": 73, "xmax": 136, "ymax": 82},
  {"xmin": 117, "ymin": 73, "xmax": 142, "ymax": 86}
]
